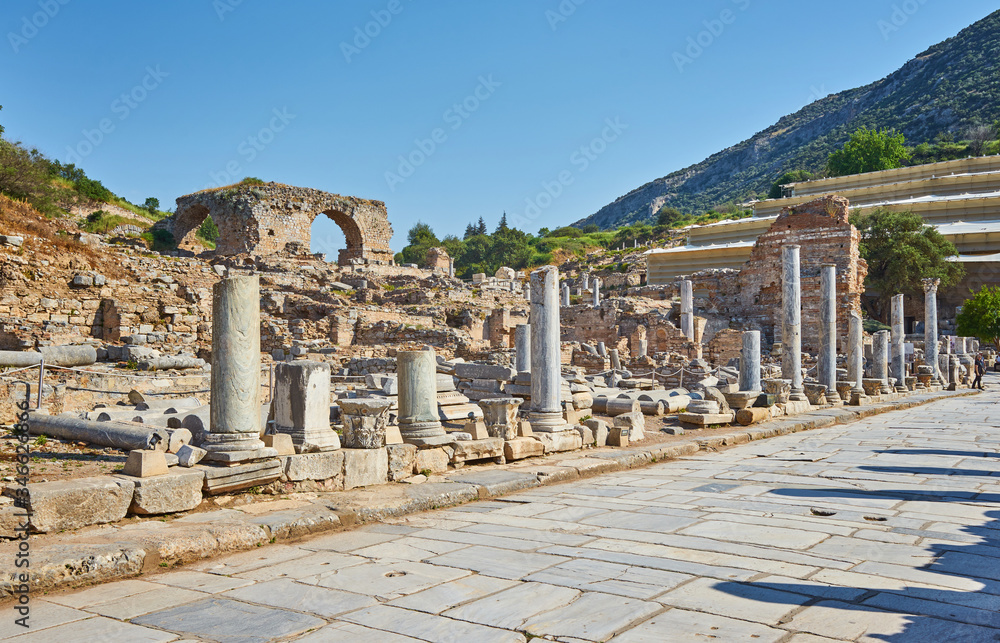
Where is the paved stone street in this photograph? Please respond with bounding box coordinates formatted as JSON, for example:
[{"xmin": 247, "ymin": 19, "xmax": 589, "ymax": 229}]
[{"xmin": 5, "ymin": 391, "xmax": 1000, "ymax": 642}]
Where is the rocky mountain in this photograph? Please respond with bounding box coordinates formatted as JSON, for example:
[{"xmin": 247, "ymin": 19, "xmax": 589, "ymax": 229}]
[{"xmin": 574, "ymin": 9, "xmax": 1000, "ymax": 229}]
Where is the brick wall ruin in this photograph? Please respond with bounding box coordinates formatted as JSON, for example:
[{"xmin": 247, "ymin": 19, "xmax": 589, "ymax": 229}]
[{"xmin": 165, "ymin": 183, "xmax": 394, "ymax": 265}]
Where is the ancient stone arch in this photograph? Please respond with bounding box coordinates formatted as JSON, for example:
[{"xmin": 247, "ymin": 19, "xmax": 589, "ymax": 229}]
[{"xmin": 166, "ymin": 182, "xmax": 394, "ymax": 265}]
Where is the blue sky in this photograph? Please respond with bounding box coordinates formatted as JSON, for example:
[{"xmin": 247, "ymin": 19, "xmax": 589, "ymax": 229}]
[{"xmin": 2, "ymin": 1, "xmax": 997, "ymax": 254}]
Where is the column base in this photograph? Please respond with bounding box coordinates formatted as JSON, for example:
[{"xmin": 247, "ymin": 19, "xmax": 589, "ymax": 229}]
[
  {"xmin": 201, "ymin": 433, "xmax": 276, "ymax": 463},
  {"xmin": 399, "ymin": 420, "xmax": 451, "ymax": 447},
  {"xmin": 202, "ymin": 447, "xmax": 279, "ymax": 464},
  {"xmin": 789, "ymin": 389, "xmax": 807, "ymax": 402},
  {"xmin": 825, "ymin": 387, "xmax": 843, "ymax": 405},
  {"xmin": 529, "ymin": 411, "xmax": 575, "ymax": 433}
]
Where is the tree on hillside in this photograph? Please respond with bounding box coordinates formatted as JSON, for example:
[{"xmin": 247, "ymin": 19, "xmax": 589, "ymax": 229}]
[
  {"xmin": 582, "ymin": 224, "xmax": 599, "ymax": 234},
  {"xmin": 399, "ymin": 221, "xmax": 440, "ymax": 266},
  {"xmin": 476, "ymin": 216, "xmax": 488, "ymax": 236},
  {"xmin": 198, "ymin": 215, "xmax": 219, "ymax": 243},
  {"xmin": 827, "ymin": 127, "xmax": 909, "ymax": 177},
  {"xmin": 488, "ymin": 226, "xmax": 531, "ymax": 271},
  {"xmin": 656, "ymin": 206, "xmax": 683, "ymax": 227},
  {"xmin": 851, "ymin": 208, "xmax": 964, "ymax": 321},
  {"xmin": 463, "ymin": 222, "xmax": 477, "ymax": 239},
  {"xmin": 767, "ymin": 170, "xmax": 813, "ymax": 199},
  {"xmin": 957, "ymin": 286, "xmax": 1000, "ymax": 347},
  {"xmin": 965, "ymin": 123, "xmax": 997, "ymax": 156},
  {"xmin": 496, "ymin": 211, "xmax": 509, "ymax": 233},
  {"xmin": 144, "ymin": 197, "xmax": 160, "ymax": 213}
]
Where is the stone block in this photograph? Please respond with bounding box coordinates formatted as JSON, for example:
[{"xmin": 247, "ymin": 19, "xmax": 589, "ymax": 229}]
[
  {"xmin": 535, "ymin": 431, "xmax": 583, "ymax": 454},
  {"xmin": 263, "ymin": 433, "xmax": 295, "ymax": 455},
  {"xmin": 385, "ymin": 425, "xmax": 404, "ymax": 445},
  {"xmin": 414, "ymin": 448, "xmax": 450, "ymax": 475},
  {"xmin": 607, "ymin": 426, "xmax": 630, "ymax": 447},
  {"xmin": 451, "ymin": 438, "xmax": 504, "ymax": 464},
  {"xmin": 677, "ymin": 412, "xmax": 735, "ymax": 426},
  {"xmin": 5, "ymin": 477, "xmax": 134, "ymax": 532},
  {"xmin": 612, "ymin": 411, "xmax": 646, "ymax": 441},
  {"xmin": 122, "ymin": 469, "xmax": 205, "ymax": 515},
  {"xmin": 571, "ymin": 391, "xmax": 593, "ymax": 410},
  {"xmin": 387, "ymin": 443, "xmax": 418, "ymax": 481},
  {"xmin": 782, "ymin": 400, "xmax": 812, "ymax": 416},
  {"xmin": 504, "ymin": 437, "xmax": 545, "ymax": 461},
  {"xmin": 343, "ymin": 448, "xmax": 389, "ymax": 490},
  {"xmin": 122, "ymin": 450, "xmax": 168, "ymax": 477},
  {"xmin": 463, "ymin": 420, "xmax": 491, "ymax": 440},
  {"xmin": 754, "ymin": 393, "xmax": 777, "ymax": 407},
  {"xmin": 576, "ymin": 425, "xmax": 595, "ymax": 446},
  {"xmin": 282, "ymin": 451, "xmax": 345, "ymax": 482},
  {"xmin": 722, "ymin": 391, "xmax": 757, "ymax": 410},
  {"xmin": 455, "ymin": 363, "xmax": 516, "ymax": 381},
  {"xmin": 177, "ymin": 444, "xmax": 206, "ymax": 467},
  {"xmin": 702, "ymin": 387, "xmax": 731, "ymax": 412},
  {"xmin": 686, "ymin": 400, "xmax": 720, "ymax": 414},
  {"xmin": 517, "ymin": 420, "xmax": 534, "ymax": 437},
  {"xmin": 583, "ymin": 418, "xmax": 609, "ymax": 447},
  {"xmin": 200, "ymin": 460, "xmax": 282, "ymax": 495}
]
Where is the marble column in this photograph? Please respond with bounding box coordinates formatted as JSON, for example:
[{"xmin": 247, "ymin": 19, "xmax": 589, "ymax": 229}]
[
  {"xmin": 398, "ymin": 349, "xmax": 449, "ymax": 446},
  {"xmin": 610, "ymin": 349, "xmax": 622, "ymax": 371},
  {"xmin": 514, "ymin": 324, "xmax": 531, "ymax": 374},
  {"xmin": 597, "ymin": 342, "xmax": 607, "ymax": 358},
  {"xmin": 581, "ymin": 272, "xmax": 589, "ymax": 291},
  {"xmin": 637, "ymin": 339, "xmax": 648, "ymax": 358},
  {"xmin": 680, "ymin": 279, "xmax": 694, "ymax": 341},
  {"xmin": 561, "ymin": 284, "xmax": 570, "ymax": 307},
  {"xmin": 274, "ymin": 360, "xmax": 340, "ymax": 452},
  {"xmin": 818, "ymin": 264, "xmax": 841, "ymax": 404},
  {"xmin": 205, "ymin": 274, "xmax": 272, "ymax": 462},
  {"xmin": 890, "ymin": 293, "xmax": 907, "ymax": 391},
  {"xmin": 874, "ymin": 330, "xmax": 891, "ymax": 394},
  {"xmin": 739, "ymin": 330, "xmax": 761, "ymax": 393},
  {"xmin": 523, "ymin": 283, "xmax": 531, "ymax": 301},
  {"xmin": 530, "ymin": 266, "xmax": 572, "ymax": 432},
  {"xmin": 592, "ymin": 278, "xmax": 601, "ymax": 307},
  {"xmin": 923, "ymin": 278, "xmax": 941, "ymax": 385},
  {"xmin": 847, "ymin": 312, "xmax": 864, "ymax": 398},
  {"xmin": 782, "ymin": 245, "xmax": 806, "ymax": 401}
]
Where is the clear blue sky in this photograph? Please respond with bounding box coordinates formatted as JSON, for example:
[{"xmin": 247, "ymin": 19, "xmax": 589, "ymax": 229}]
[{"xmin": 2, "ymin": 0, "xmax": 997, "ymax": 254}]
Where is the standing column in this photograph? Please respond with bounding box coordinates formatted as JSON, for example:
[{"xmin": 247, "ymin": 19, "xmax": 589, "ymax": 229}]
[
  {"xmin": 398, "ymin": 349, "xmax": 449, "ymax": 446},
  {"xmin": 581, "ymin": 272, "xmax": 590, "ymax": 291},
  {"xmin": 847, "ymin": 311, "xmax": 865, "ymax": 400},
  {"xmin": 610, "ymin": 349, "xmax": 622, "ymax": 371},
  {"xmin": 680, "ymin": 279, "xmax": 694, "ymax": 341},
  {"xmin": 205, "ymin": 274, "xmax": 270, "ymax": 462},
  {"xmin": 818, "ymin": 264, "xmax": 841, "ymax": 404},
  {"xmin": 782, "ymin": 246, "xmax": 806, "ymax": 401},
  {"xmin": 592, "ymin": 278, "xmax": 601, "ymax": 307},
  {"xmin": 739, "ymin": 330, "xmax": 761, "ymax": 392},
  {"xmin": 874, "ymin": 330, "xmax": 891, "ymax": 394},
  {"xmin": 274, "ymin": 361, "xmax": 339, "ymax": 452},
  {"xmin": 890, "ymin": 293, "xmax": 907, "ymax": 391},
  {"xmin": 637, "ymin": 339, "xmax": 648, "ymax": 358},
  {"xmin": 523, "ymin": 282, "xmax": 531, "ymax": 301},
  {"xmin": 514, "ymin": 324, "xmax": 531, "ymax": 374},
  {"xmin": 530, "ymin": 266, "xmax": 571, "ymax": 432},
  {"xmin": 923, "ymin": 278, "xmax": 941, "ymax": 385},
  {"xmin": 561, "ymin": 283, "xmax": 570, "ymax": 307}
]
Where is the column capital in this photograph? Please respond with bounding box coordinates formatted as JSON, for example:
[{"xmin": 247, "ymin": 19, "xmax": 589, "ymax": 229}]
[{"xmin": 922, "ymin": 277, "xmax": 940, "ymax": 293}]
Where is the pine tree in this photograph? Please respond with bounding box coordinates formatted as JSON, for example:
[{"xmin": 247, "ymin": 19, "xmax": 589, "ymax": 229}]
[
  {"xmin": 496, "ymin": 211, "xmax": 509, "ymax": 233},
  {"xmin": 476, "ymin": 216, "xmax": 487, "ymax": 236},
  {"xmin": 463, "ymin": 222, "xmax": 477, "ymax": 240}
]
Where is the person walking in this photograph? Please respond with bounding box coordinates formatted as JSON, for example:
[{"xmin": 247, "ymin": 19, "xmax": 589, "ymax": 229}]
[{"xmin": 972, "ymin": 353, "xmax": 986, "ymax": 390}]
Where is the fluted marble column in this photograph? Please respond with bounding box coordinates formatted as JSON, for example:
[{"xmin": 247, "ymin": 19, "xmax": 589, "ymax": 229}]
[
  {"xmin": 782, "ymin": 245, "xmax": 806, "ymax": 401},
  {"xmin": 847, "ymin": 312, "xmax": 864, "ymax": 399},
  {"xmin": 515, "ymin": 324, "xmax": 531, "ymax": 374},
  {"xmin": 818, "ymin": 264, "xmax": 840, "ymax": 403},
  {"xmin": 530, "ymin": 266, "xmax": 572, "ymax": 432},
  {"xmin": 739, "ymin": 330, "xmax": 761, "ymax": 393},
  {"xmin": 205, "ymin": 274, "xmax": 272, "ymax": 462},
  {"xmin": 398, "ymin": 349, "xmax": 449, "ymax": 446},
  {"xmin": 890, "ymin": 294, "xmax": 907, "ymax": 391},
  {"xmin": 680, "ymin": 279, "xmax": 694, "ymax": 341},
  {"xmin": 923, "ymin": 278, "xmax": 941, "ymax": 385}
]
